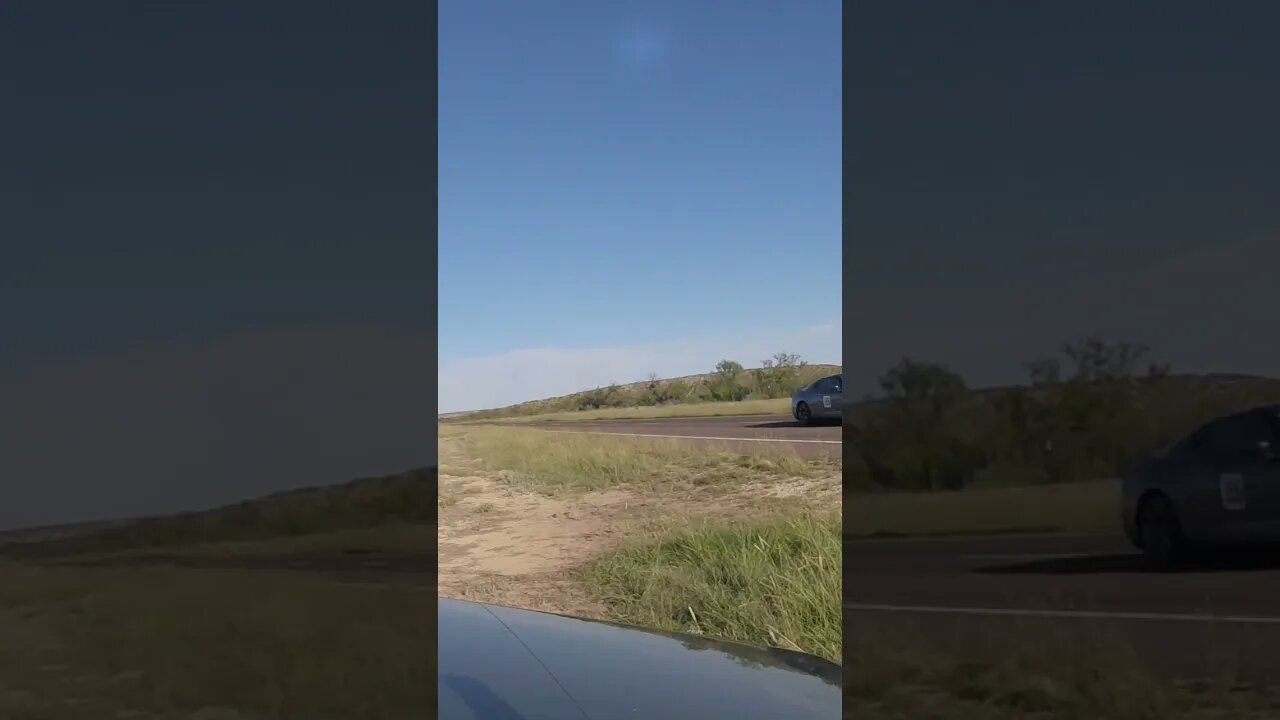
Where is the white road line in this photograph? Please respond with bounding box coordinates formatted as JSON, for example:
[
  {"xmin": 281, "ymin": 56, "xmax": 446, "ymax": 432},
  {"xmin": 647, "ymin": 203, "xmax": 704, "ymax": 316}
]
[
  {"xmin": 961, "ymin": 553, "xmax": 1096, "ymax": 561},
  {"xmin": 846, "ymin": 603, "xmax": 1280, "ymax": 625},
  {"xmin": 844, "ymin": 532, "xmax": 1122, "ymax": 545},
  {"xmin": 542, "ymin": 430, "xmax": 841, "ymax": 444}
]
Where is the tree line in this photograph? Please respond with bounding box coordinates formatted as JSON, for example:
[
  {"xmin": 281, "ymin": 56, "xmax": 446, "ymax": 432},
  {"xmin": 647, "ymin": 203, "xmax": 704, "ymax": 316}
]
[
  {"xmin": 451, "ymin": 353, "xmax": 833, "ymax": 420},
  {"xmin": 850, "ymin": 335, "xmax": 1280, "ymax": 491},
  {"xmin": 575, "ymin": 352, "xmax": 818, "ymax": 410}
]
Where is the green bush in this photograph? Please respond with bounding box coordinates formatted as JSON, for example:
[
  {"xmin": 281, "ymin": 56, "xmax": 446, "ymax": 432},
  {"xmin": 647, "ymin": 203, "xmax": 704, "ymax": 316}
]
[{"xmin": 851, "ymin": 337, "xmax": 1280, "ymax": 491}]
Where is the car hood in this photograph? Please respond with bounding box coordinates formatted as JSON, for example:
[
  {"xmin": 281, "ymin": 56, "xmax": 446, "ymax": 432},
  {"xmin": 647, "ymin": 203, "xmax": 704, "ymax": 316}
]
[{"xmin": 438, "ymin": 597, "xmax": 840, "ymax": 720}]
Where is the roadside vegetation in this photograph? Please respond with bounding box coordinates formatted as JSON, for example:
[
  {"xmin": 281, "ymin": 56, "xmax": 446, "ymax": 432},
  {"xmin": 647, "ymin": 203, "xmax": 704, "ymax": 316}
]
[
  {"xmin": 443, "ymin": 353, "xmax": 838, "ymax": 422},
  {"xmin": 583, "ymin": 512, "xmax": 841, "ymax": 663},
  {"xmin": 470, "ymin": 397, "xmax": 793, "ymax": 423},
  {"xmin": 849, "ymin": 334, "xmax": 1280, "ymax": 495}
]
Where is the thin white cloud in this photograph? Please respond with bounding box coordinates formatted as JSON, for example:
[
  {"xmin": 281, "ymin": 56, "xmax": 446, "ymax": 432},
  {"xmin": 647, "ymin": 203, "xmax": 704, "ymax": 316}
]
[{"xmin": 438, "ymin": 321, "xmax": 841, "ymax": 413}]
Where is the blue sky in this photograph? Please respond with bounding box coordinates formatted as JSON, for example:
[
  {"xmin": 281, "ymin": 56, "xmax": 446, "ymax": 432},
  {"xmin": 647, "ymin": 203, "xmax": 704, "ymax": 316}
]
[
  {"xmin": 438, "ymin": 1, "xmax": 841, "ymax": 411},
  {"xmin": 0, "ymin": 4, "xmax": 433, "ymax": 530}
]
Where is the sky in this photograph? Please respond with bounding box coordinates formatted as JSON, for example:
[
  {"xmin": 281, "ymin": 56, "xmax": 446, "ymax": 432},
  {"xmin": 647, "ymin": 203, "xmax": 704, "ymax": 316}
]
[
  {"xmin": 845, "ymin": 5, "xmax": 1280, "ymax": 398},
  {"xmin": 438, "ymin": 1, "xmax": 842, "ymax": 412},
  {"xmin": 0, "ymin": 3, "xmax": 433, "ymax": 530},
  {"xmin": 6, "ymin": 3, "xmax": 1279, "ymax": 528}
]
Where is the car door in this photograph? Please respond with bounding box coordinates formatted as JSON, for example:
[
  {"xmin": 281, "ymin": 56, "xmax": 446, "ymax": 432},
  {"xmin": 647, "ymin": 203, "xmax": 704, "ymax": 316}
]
[
  {"xmin": 829, "ymin": 374, "xmax": 844, "ymax": 418},
  {"xmin": 1196, "ymin": 410, "xmax": 1280, "ymax": 541},
  {"xmin": 811, "ymin": 376, "xmax": 838, "ymax": 419},
  {"xmin": 1252, "ymin": 408, "xmax": 1280, "ymax": 535}
]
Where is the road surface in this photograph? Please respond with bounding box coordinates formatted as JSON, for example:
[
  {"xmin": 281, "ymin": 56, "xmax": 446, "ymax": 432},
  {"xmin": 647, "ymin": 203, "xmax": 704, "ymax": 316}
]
[
  {"xmin": 518, "ymin": 414, "xmax": 842, "ymax": 459},
  {"xmin": 846, "ymin": 532, "xmax": 1280, "ymax": 682}
]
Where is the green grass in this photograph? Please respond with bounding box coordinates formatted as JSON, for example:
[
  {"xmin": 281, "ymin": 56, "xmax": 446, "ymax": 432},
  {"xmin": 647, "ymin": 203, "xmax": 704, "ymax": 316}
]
[
  {"xmin": 441, "ymin": 424, "xmax": 833, "ymax": 495},
  {"xmin": 581, "ymin": 512, "xmax": 841, "ymax": 663},
  {"xmin": 465, "ymin": 397, "xmax": 792, "ymax": 423},
  {"xmin": 846, "ymin": 479, "xmax": 1120, "ymax": 538},
  {"xmin": 0, "ymin": 563, "xmax": 433, "ymax": 719}
]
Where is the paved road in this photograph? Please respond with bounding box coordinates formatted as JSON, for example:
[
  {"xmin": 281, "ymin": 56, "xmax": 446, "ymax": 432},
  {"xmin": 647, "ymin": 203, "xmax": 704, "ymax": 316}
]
[
  {"xmin": 846, "ymin": 532, "xmax": 1280, "ymax": 682},
  {"xmin": 518, "ymin": 414, "xmax": 842, "ymax": 460}
]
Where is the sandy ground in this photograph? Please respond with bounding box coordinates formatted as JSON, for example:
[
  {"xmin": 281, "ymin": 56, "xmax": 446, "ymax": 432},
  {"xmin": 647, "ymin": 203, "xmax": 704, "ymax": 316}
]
[{"xmin": 435, "ymin": 460, "xmax": 841, "ymax": 616}]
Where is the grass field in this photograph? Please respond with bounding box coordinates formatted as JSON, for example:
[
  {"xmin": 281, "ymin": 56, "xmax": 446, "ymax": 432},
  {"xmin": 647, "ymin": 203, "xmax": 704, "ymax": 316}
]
[
  {"xmin": 847, "ymin": 617, "xmax": 1275, "ymax": 720},
  {"xmin": 846, "ymin": 479, "xmax": 1120, "ymax": 538},
  {"xmin": 0, "ymin": 563, "xmax": 432, "ymax": 719},
  {"xmin": 0, "ymin": 467, "xmax": 436, "ymax": 719},
  {"xmin": 454, "ymin": 397, "xmax": 792, "ymax": 423},
  {"xmin": 583, "ymin": 512, "xmax": 841, "ymax": 663},
  {"xmin": 441, "ymin": 423, "xmax": 831, "ymax": 494}
]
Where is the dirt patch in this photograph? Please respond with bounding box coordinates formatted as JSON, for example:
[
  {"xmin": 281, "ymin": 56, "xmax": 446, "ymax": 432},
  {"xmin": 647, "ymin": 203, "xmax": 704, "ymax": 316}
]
[
  {"xmin": 436, "ymin": 473, "xmax": 637, "ymax": 613},
  {"xmin": 435, "ymin": 468, "xmax": 840, "ymax": 615}
]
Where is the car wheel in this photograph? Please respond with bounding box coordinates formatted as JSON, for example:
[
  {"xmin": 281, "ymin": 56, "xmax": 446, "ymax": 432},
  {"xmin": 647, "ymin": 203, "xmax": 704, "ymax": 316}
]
[
  {"xmin": 1137, "ymin": 494, "xmax": 1183, "ymax": 571},
  {"xmin": 795, "ymin": 402, "xmax": 812, "ymax": 426}
]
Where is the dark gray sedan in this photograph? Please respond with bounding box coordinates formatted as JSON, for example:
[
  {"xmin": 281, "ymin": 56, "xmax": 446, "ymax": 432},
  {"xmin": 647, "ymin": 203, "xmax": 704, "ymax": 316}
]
[
  {"xmin": 1122, "ymin": 405, "xmax": 1280, "ymax": 566},
  {"xmin": 791, "ymin": 374, "xmax": 842, "ymax": 425},
  {"xmin": 438, "ymin": 597, "xmax": 840, "ymax": 719}
]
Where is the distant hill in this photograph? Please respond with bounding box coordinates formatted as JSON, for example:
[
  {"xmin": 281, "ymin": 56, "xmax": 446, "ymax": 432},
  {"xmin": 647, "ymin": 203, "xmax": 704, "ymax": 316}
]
[
  {"xmin": 0, "ymin": 519, "xmax": 135, "ymax": 547},
  {"xmin": 1, "ymin": 466, "xmax": 436, "ymax": 558},
  {"xmin": 446, "ymin": 363, "xmax": 842, "ymax": 421}
]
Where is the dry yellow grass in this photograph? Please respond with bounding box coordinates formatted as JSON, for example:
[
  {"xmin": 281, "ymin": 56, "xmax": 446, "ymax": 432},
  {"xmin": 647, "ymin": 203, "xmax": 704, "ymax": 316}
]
[
  {"xmin": 440, "ymin": 423, "xmax": 834, "ymax": 494},
  {"xmin": 847, "ymin": 616, "xmax": 1276, "ymax": 719},
  {"xmin": 846, "ymin": 479, "xmax": 1121, "ymax": 538},
  {"xmin": 0, "ymin": 563, "xmax": 432, "ymax": 719}
]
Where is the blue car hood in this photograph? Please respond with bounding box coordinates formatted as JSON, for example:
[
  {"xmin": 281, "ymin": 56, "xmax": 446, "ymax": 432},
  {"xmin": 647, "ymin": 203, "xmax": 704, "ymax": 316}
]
[{"xmin": 438, "ymin": 597, "xmax": 840, "ymax": 719}]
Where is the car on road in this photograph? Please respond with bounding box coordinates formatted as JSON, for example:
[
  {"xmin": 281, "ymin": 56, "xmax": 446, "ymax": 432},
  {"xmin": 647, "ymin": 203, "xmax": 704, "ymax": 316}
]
[
  {"xmin": 1123, "ymin": 405, "xmax": 1280, "ymax": 567},
  {"xmin": 791, "ymin": 374, "xmax": 842, "ymax": 425},
  {"xmin": 438, "ymin": 597, "xmax": 840, "ymax": 719}
]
